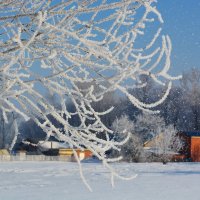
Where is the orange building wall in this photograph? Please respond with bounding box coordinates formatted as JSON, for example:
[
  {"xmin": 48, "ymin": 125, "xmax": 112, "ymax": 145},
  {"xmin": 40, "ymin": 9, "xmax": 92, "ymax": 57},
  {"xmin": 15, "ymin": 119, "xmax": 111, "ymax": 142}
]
[
  {"xmin": 76, "ymin": 149, "xmax": 93, "ymax": 158},
  {"xmin": 59, "ymin": 149, "xmax": 93, "ymax": 159},
  {"xmin": 191, "ymin": 137, "xmax": 200, "ymax": 162}
]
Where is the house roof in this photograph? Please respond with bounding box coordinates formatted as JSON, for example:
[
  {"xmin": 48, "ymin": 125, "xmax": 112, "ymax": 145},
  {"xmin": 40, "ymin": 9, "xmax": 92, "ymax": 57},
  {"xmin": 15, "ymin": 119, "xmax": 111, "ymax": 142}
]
[
  {"xmin": 38, "ymin": 141, "xmax": 70, "ymax": 150},
  {"xmin": 179, "ymin": 131, "xmax": 200, "ymax": 137},
  {"xmin": 143, "ymin": 133, "xmax": 164, "ymax": 148}
]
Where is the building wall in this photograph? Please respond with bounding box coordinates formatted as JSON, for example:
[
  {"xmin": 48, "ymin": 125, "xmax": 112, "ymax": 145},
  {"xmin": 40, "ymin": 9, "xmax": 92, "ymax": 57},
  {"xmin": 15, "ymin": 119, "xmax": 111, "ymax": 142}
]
[
  {"xmin": 179, "ymin": 135, "xmax": 191, "ymax": 159},
  {"xmin": 59, "ymin": 149, "xmax": 93, "ymax": 160},
  {"xmin": 191, "ymin": 137, "xmax": 200, "ymax": 162}
]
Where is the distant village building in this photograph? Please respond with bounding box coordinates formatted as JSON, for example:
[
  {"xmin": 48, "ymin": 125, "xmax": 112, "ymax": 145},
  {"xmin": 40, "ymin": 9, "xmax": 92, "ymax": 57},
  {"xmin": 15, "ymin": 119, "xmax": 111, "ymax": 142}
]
[
  {"xmin": 179, "ymin": 131, "xmax": 200, "ymax": 162},
  {"xmin": 143, "ymin": 133, "xmax": 179, "ymax": 162},
  {"xmin": 36, "ymin": 141, "xmax": 93, "ymax": 160},
  {"xmin": 13, "ymin": 140, "xmax": 93, "ymax": 161},
  {"xmin": 144, "ymin": 131, "xmax": 200, "ymax": 162}
]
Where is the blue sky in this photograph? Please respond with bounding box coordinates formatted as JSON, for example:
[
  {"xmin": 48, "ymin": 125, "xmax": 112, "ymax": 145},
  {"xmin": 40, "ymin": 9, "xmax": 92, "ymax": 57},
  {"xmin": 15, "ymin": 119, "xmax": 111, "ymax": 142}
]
[{"xmin": 157, "ymin": 0, "xmax": 200, "ymax": 76}]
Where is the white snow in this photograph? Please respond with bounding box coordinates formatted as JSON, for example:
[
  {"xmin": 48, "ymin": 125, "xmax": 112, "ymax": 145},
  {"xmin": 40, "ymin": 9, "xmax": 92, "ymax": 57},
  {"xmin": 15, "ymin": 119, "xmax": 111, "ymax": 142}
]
[{"xmin": 0, "ymin": 161, "xmax": 199, "ymax": 200}]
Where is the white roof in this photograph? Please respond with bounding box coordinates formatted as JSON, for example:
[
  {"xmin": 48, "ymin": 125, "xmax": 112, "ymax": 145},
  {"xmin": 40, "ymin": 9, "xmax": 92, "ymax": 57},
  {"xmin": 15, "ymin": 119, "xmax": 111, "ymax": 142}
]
[{"xmin": 38, "ymin": 141, "xmax": 70, "ymax": 150}]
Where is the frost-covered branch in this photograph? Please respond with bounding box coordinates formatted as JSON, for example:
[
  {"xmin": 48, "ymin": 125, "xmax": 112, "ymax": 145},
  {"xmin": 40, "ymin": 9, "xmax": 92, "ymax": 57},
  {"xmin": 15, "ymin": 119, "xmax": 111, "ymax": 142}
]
[{"xmin": 0, "ymin": 0, "xmax": 180, "ymax": 188}]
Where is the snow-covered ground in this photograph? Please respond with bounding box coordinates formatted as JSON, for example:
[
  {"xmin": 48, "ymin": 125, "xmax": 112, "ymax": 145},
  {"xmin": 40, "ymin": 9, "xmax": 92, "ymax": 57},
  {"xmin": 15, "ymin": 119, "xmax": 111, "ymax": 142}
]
[{"xmin": 0, "ymin": 161, "xmax": 199, "ymax": 200}]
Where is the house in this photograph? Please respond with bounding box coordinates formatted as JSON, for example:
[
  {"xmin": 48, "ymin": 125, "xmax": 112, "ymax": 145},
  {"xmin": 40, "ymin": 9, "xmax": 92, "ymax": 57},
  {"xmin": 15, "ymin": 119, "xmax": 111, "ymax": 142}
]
[
  {"xmin": 143, "ymin": 133, "xmax": 182, "ymax": 162},
  {"xmin": 38, "ymin": 141, "xmax": 70, "ymax": 152},
  {"xmin": 14, "ymin": 140, "xmax": 93, "ymax": 161},
  {"xmin": 59, "ymin": 149, "xmax": 93, "ymax": 161},
  {"xmin": 38, "ymin": 141, "xmax": 93, "ymax": 160},
  {"xmin": 0, "ymin": 149, "xmax": 10, "ymax": 161},
  {"xmin": 144, "ymin": 134, "xmax": 163, "ymax": 151},
  {"xmin": 144, "ymin": 131, "xmax": 200, "ymax": 162},
  {"xmin": 178, "ymin": 131, "xmax": 200, "ymax": 162}
]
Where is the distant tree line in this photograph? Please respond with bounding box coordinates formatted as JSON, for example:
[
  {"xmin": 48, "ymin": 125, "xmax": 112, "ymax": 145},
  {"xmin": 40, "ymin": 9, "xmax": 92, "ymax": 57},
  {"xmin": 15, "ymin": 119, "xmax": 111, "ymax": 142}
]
[
  {"xmin": 0, "ymin": 68, "xmax": 199, "ymax": 159},
  {"xmin": 121, "ymin": 68, "xmax": 200, "ymax": 132}
]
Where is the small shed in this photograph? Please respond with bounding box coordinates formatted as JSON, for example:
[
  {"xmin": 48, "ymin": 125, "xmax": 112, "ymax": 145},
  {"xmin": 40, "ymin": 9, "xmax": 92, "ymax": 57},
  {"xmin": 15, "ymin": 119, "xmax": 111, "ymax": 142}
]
[{"xmin": 179, "ymin": 131, "xmax": 200, "ymax": 162}]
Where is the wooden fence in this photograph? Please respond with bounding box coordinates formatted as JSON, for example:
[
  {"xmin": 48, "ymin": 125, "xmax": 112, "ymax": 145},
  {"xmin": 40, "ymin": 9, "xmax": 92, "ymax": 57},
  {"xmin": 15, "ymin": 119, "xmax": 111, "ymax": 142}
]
[{"xmin": 0, "ymin": 155, "xmax": 72, "ymax": 162}]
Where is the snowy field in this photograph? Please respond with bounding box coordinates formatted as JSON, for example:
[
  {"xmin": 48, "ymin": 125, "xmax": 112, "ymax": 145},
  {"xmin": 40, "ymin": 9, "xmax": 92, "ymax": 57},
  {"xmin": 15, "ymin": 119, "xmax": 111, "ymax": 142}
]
[{"xmin": 0, "ymin": 161, "xmax": 199, "ymax": 200}]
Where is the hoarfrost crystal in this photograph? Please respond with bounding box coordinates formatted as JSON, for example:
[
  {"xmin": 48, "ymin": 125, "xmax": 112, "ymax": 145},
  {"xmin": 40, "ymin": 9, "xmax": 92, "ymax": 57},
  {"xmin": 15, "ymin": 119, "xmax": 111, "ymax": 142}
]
[{"xmin": 0, "ymin": 0, "xmax": 180, "ymax": 190}]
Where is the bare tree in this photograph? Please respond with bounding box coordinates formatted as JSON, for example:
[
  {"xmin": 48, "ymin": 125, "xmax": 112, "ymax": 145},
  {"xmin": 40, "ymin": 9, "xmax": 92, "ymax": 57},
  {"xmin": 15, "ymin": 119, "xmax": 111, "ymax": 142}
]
[
  {"xmin": 112, "ymin": 113, "xmax": 182, "ymax": 163},
  {"xmin": 0, "ymin": 0, "xmax": 180, "ymax": 189},
  {"xmin": 133, "ymin": 112, "xmax": 166, "ymax": 142},
  {"xmin": 112, "ymin": 115, "xmax": 144, "ymax": 162},
  {"xmin": 0, "ymin": 111, "xmax": 22, "ymax": 150},
  {"xmin": 160, "ymin": 86, "xmax": 184, "ymax": 129},
  {"xmin": 153, "ymin": 125, "xmax": 182, "ymax": 164},
  {"xmin": 112, "ymin": 115, "xmax": 134, "ymax": 137}
]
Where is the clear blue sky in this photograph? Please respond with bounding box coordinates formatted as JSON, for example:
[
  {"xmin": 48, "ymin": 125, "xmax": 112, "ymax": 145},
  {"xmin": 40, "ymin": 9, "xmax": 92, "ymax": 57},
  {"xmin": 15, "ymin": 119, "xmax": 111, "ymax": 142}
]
[{"xmin": 157, "ymin": 0, "xmax": 200, "ymax": 76}]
